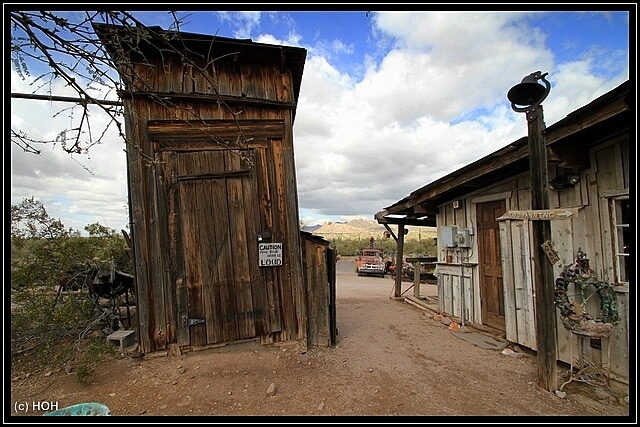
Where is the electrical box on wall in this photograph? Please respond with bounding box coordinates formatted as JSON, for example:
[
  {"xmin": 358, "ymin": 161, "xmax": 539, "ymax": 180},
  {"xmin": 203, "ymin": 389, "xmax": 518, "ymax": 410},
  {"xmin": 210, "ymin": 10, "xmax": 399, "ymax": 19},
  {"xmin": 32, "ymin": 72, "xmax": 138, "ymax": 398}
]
[
  {"xmin": 455, "ymin": 228, "xmax": 472, "ymax": 248},
  {"xmin": 439, "ymin": 226, "xmax": 458, "ymax": 248}
]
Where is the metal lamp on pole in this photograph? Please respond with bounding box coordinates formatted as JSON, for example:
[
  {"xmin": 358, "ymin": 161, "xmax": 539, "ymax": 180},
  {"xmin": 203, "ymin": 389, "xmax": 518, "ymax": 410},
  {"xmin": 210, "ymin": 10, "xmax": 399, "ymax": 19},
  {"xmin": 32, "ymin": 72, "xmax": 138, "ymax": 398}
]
[{"xmin": 507, "ymin": 71, "xmax": 558, "ymax": 392}]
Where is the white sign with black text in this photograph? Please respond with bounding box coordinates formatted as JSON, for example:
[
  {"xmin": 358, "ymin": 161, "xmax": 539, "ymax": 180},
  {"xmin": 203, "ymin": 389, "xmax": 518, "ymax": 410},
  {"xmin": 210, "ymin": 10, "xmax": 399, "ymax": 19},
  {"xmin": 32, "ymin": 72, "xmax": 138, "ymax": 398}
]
[{"xmin": 258, "ymin": 243, "xmax": 283, "ymax": 267}]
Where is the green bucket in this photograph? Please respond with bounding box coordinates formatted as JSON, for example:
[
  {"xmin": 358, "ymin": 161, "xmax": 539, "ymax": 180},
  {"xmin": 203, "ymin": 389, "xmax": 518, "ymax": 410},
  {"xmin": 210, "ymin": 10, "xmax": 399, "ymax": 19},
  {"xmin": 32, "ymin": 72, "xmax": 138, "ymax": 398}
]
[{"xmin": 43, "ymin": 402, "xmax": 110, "ymax": 416}]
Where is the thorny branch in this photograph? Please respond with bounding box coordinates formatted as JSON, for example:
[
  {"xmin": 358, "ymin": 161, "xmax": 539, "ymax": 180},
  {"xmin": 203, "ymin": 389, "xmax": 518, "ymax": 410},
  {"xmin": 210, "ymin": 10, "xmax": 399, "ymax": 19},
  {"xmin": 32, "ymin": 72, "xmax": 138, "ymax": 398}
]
[{"xmin": 10, "ymin": 11, "xmax": 253, "ymax": 168}]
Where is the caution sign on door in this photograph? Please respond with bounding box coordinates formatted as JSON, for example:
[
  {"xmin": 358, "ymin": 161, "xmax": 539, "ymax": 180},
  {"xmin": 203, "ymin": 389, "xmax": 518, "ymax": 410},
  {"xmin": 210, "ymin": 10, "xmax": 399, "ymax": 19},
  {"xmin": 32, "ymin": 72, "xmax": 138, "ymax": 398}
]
[{"xmin": 258, "ymin": 243, "xmax": 283, "ymax": 267}]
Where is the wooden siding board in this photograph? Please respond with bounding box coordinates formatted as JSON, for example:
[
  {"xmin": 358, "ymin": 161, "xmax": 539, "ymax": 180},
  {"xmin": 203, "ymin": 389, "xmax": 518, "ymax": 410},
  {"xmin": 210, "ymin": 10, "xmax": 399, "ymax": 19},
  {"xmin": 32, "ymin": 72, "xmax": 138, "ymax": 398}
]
[
  {"xmin": 212, "ymin": 60, "xmax": 231, "ymax": 97},
  {"xmin": 500, "ymin": 220, "xmax": 518, "ymax": 342},
  {"xmin": 441, "ymin": 274, "xmax": 451, "ymax": 314},
  {"xmin": 129, "ymin": 212, "xmax": 152, "ymax": 352},
  {"xmin": 461, "ymin": 272, "xmax": 471, "ymax": 326},
  {"xmin": 512, "ymin": 220, "xmax": 535, "ymax": 348},
  {"xmin": 244, "ymin": 148, "xmax": 270, "ymax": 336},
  {"xmin": 256, "ymin": 144, "xmax": 282, "ymax": 334},
  {"xmin": 272, "ymin": 130, "xmax": 306, "ymax": 342},
  {"xmin": 227, "ymin": 59, "xmax": 243, "ymax": 98},
  {"xmin": 194, "ymin": 158, "xmax": 222, "ymax": 345},
  {"xmin": 163, "ymin": 152, "xmax": 190, "ymax": 346},
  {"xmin": 155, "ymin": 56, "xmax": 170, "ymax": 92},
  {"xmin": 123, "ymin": 103, "xmax": 153, "ymax": 353},
  {"xmin": 493, "ymin": 189, "xmax": 536, "ymax": 349},
  {"xmin": 437, "ymin": 273, "xmax": 445, "ymax": 312},
  {"xmin": 131, "ymin": 62, "xmax": 155, "ymax": 93},
  {"xmin": 211, "ymin": 154, "xmax": 230, "ymax": 343},
  {"xmin": 470, "ymin": 271, "xmax": 481, "ymax": 325},
  {"xmin": 594, "ymin": 144, "xmax": 624, "ymax": 277},
  {"xmin": 183, "ymin": 63, "xmax": 195, "ymax": 93},
  {"xmin": 588, "ymin": 181, "xmax": 605, "ymax": 278},
  {"xmin": 147, "ymin": 153, "xmax": 170, "ymax": 351},
  {"xmin": 240, "ymin": 64, "xmax": 262, "ymax": 99},
  {"xmin": 314, "ymin": 244, "xmax": 330, "ymax": 346},
  {"xmin": 271, "ymin": 140, "xmax": 295, "ymax": 340},
  {"xmin": 178, "ymin": 152, "xmax": 216, "ymax": 345},
  {"xmin": 281, "ymin": 115, "xmax": 307, "ymax": 341},
  {"xmin": 521, "ymin": 219, "xmax": 537, "ymax": 351},
  {"xmin": 609, "ymin": 292, "xmax": 629, "ymax": 379},
  {"xmin": 209, "ymin": 151, "xmax": 239, "ymax": 343},
  {"xmin": 148, "ymin": 119, "xmax": 285, "ymax": 148},
  {"xmin": 192, "ymin": 60, "xmax": 214, "ymax": 94},
  {"xmin": 555, "ymin": 309, "xmax": 573, "ymax": 365},
  {"xmin": 303, "ymin": 239, "xmax": 329, "ymax": 347},
  {"xmin": 164, "ymin": 151, "xmax": 188, "ymax": 347},
  {"xmin": 227, "ymin": 150, "xmax": 257, "ymax": 339},
  {"xmin": 326, "ymin": 248, "xmax": 337, "ymax": 346},
  {"xmin": 263, "ymin": 65, "xmax": 279, "ymax": 103},
  {"xmin": 452, "ymin": 275, "xmax": 461, "ymax": 319},
  {"xmin": 179, "ymin": 178, "xmax": 207, "ymax": 346},
  {"xmin": 168, "ymin": 56, "xmax": 187, "ymax": 93},
  {"xmin": 277, "ymin": 71, "xmax": 293, "ymax": 103},
  {"xmin": 190, "ymin": 52, "xmax": 224, "ymax": 95},
  {"xmin": 620, "ymin": 139, "xmax": 629, "ymax": 189},
  {"xmin": 155, "ymin": 152, "xmax": 177, "ymax": 345}
]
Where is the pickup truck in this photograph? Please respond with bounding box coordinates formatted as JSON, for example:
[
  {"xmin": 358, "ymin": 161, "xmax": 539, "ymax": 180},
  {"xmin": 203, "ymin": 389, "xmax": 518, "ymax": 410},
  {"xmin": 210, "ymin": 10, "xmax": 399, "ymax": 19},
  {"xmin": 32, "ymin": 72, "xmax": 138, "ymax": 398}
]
[{"xmin": 356, "ymin": 248, "xmax": 386, "ymax": 278}]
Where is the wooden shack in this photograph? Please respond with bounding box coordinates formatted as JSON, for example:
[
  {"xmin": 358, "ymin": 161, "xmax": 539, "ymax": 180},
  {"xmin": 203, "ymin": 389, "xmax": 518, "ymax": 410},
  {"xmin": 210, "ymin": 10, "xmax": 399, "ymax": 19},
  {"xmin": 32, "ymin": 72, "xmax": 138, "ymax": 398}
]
[
  {"xmin": 376, "ymin": 81, "xmax": 630, "ymax": 392},
  {"xmin": 94, "ymin": 23, "xmax": 336, "ymax": 353}
]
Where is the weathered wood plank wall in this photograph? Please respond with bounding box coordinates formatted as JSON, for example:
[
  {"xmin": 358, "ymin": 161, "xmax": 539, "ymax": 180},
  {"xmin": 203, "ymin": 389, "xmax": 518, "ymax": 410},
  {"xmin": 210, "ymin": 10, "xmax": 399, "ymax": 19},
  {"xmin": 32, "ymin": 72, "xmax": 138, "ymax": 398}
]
[
  {"xmin": 111, "ymin": 33, "xmax": 317, "ymax": 353},
  {"xmin": 435, "ymin": 138, "xmax": 629, "ymax": 386}
]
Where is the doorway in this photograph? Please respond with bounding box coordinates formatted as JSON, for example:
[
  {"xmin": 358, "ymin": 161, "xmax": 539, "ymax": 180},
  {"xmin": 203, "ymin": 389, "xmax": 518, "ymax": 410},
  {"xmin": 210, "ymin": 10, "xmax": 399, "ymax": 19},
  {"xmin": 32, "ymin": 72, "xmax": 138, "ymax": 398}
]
[{"xmin": 477, "ymin": 200, "xmax": 506, "ymax": 331}]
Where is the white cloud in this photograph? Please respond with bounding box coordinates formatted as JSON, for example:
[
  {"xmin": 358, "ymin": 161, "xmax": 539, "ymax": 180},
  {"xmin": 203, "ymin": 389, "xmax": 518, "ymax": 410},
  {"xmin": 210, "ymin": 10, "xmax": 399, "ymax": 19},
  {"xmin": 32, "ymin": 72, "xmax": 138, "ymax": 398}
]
[
  {"xmin": 10, "ymin": 90, "xmax": 128, "ymax": 233},
  {"xmin": 292, "ymin": 11, "xmax": 627, "ymax": 220}
]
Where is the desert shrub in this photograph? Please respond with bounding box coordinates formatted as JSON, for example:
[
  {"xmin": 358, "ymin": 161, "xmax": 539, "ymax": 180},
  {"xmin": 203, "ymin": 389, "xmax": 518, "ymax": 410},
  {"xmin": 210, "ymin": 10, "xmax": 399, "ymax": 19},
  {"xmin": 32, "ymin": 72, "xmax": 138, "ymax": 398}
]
[
  {"xmin": 11, "ymin": 197, "xmax": 131, "ymax": 382},
  {"xmin": 74, "ymin": 335, "xmax": 119, "ymax": 384}
]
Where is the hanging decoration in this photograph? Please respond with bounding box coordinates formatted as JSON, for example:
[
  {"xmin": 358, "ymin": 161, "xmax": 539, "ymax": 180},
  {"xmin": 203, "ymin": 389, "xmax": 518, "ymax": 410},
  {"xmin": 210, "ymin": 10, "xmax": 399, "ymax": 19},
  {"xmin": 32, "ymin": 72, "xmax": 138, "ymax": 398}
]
[{"xmin": 553, "ymin": 248, "xmax": 619, "ymax": 338}]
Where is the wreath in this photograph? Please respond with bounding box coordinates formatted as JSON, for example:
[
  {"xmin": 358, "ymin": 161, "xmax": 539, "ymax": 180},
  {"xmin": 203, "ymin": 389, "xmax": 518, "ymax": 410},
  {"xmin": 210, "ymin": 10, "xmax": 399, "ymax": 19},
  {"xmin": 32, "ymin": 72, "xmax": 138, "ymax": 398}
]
[{"xmin": 553, "ymin": 249, "xmax": 619, "ymax": 338}]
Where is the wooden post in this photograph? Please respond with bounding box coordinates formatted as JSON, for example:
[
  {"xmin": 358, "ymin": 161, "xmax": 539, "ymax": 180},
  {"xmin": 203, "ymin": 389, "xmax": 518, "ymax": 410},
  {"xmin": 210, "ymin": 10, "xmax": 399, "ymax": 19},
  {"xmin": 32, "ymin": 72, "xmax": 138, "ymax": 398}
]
[
  {"xmin": 394, "ymin": 224, "xmax": 405, "ymax": 298},
  {"xmin": 413, "ymin": 261, "xmax": 421, "ymax": 298},
  {"xmin": 527, "ymin": 104, "xmax": 558, "ymax": 391}
]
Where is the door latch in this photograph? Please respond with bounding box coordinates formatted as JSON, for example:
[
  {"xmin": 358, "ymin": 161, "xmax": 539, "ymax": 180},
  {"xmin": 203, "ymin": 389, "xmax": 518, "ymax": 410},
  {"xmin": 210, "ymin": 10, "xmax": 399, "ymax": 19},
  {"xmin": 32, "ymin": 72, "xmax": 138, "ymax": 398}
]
[{"xmin": 182, "ymin": 316, "xmax": 204, "ymax": 327}]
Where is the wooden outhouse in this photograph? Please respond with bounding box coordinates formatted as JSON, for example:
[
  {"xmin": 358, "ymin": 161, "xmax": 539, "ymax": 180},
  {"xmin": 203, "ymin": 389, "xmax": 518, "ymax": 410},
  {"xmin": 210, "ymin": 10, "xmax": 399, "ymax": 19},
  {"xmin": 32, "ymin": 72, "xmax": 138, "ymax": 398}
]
[
  {"xmin": 94, "ymin": 23, "xmax": 336, "ymax": 354},
  {"xmin": 376, "ymin": 81, "xmax": 630, "ymax": 392}
]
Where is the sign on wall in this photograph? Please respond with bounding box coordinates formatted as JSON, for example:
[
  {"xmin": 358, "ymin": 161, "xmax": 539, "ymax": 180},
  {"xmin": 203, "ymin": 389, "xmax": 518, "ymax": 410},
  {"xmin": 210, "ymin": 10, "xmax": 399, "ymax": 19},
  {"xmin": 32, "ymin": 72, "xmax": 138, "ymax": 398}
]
[
  {"xmin": 259, "ymin": 243, "xmax": 283, "ymax": 267},
  {"xmin": 497, "ymin": 207, "xmax": 579, "ymax": 221}
]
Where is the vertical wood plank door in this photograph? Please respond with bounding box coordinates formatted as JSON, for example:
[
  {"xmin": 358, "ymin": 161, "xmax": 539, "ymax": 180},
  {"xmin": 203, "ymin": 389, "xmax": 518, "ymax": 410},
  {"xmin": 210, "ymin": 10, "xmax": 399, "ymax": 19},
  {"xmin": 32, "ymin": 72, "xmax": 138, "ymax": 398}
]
[
  {"xmin": 174, "ymin": 148, "xmax": 270, "ymax": 346},
  {"xmin": 477, "ymin": 200, "xmax": 507, "ymax": 331}
]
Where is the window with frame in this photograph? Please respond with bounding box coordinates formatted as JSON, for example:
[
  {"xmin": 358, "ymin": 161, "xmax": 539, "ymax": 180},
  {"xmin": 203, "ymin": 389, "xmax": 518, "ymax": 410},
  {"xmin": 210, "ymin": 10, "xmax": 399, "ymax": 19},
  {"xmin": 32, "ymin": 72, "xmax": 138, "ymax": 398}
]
[{"xmin": 609, "ymin": 196, "xmax": 629, "ymax": 285}]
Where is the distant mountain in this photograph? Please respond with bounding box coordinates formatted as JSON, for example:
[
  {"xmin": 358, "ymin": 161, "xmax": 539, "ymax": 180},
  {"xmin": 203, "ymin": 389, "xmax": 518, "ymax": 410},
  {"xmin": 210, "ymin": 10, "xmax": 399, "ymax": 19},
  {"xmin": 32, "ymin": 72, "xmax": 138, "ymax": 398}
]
[{"xmin": 308, "ymin": 219, "xmax": 436, "ymax": 241}]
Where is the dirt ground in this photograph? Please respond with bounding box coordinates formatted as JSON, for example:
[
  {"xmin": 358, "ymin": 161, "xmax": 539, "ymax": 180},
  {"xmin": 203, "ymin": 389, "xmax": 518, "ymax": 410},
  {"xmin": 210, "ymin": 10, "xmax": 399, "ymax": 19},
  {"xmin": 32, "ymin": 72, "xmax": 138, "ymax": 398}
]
[{"xmin": 9, "ymin": 258, "xmax": 631, "ymax": 421}]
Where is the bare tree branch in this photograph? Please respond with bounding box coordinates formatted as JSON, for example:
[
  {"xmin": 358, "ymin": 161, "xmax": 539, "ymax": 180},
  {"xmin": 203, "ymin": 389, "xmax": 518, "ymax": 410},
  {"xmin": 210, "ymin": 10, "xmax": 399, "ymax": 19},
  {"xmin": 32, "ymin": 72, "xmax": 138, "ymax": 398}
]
[{"xmin": 10, "ymin": 11, "xmax": 252, "ymax": 166}]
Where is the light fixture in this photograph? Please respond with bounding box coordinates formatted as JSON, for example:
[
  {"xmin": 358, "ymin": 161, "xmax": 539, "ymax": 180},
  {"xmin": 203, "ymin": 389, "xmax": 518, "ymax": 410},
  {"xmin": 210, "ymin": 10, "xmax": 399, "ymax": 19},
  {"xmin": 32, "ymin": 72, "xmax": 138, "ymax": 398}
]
[{"xmin": 549, "ymin": 173, "xmax": 580, "ymax": 190}]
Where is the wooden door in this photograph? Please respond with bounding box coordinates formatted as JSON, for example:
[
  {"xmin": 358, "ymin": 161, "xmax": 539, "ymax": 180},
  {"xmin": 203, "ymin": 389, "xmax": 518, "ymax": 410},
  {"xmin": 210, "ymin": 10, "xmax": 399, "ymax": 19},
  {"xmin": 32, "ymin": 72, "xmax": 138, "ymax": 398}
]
[
  {"xmin": 477, "ymin": 200, "xmax": 506, "ymax": 331},
  {"xmin": 169, "ymin": 148, "xmax": 272, "ymax": 346}
]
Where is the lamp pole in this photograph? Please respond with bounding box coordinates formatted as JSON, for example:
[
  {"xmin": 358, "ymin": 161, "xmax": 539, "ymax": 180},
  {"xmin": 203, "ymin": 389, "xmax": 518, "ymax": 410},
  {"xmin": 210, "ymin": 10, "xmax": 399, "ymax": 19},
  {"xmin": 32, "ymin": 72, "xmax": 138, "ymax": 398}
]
[{"xmin": 507, "ymin": 71, "xmax": 558, "ymax": 392}]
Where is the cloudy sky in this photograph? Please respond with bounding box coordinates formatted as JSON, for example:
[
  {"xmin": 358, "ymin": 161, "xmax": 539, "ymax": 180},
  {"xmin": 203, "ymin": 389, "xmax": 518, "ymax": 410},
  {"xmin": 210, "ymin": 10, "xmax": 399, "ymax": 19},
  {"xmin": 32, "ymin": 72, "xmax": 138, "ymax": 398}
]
[{"xmin": 9, "ymin": 8, "xmax": 631, "ymax": 234}]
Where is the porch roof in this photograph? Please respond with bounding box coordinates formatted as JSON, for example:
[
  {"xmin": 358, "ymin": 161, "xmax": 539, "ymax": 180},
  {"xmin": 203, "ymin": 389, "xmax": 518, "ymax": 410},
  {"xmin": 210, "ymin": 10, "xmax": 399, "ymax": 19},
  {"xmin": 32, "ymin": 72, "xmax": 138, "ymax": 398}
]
[{"xmin": 375, "ymin": 80, "xmax": 630, "ymax": 228}]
